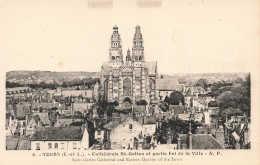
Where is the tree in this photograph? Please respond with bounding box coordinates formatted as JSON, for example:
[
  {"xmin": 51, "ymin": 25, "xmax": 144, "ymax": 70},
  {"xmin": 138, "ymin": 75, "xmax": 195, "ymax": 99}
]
[
  {"xmin": 196, "ymin": 78, "xmax": 208, "ymax": 89},
  {"xmin": 216, "ymin": 74, "xmax": 251, "ymax": 118},
  {"xmin": 136, "ymin": 99, "xmax": 148, "ymax": 106},
  {"xmin": 164, "ymin": 91, "xmax": 184, "ymax": 105},
  {"xmin": 220, "ymin": 107, "xmax": 243, "ymax": 119}
]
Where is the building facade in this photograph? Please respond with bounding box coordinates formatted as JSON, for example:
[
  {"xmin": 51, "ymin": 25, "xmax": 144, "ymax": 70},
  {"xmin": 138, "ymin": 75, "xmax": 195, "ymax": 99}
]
[{"xmin": 101, "ymin": 25, "xmax": 159, "ymax": 105}]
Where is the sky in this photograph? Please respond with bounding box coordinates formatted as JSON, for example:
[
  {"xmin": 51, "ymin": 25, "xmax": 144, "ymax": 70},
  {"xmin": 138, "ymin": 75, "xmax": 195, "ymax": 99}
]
[{"xmin": 0, "ymin": 0, "xmax": 259, "ymax": 75}]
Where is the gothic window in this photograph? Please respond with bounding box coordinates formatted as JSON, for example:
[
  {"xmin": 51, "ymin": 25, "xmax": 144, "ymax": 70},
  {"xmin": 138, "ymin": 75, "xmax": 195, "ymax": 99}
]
[
  {"xmin": 149, "ymin": 79, "xmax": 155, "ymax": 99},
  {"xmin": 149, "ymin": 79, "xmax": 155, "ymax": 90},
  {"xmin": 123, "ymin": 78, "xmax": 132, "ymax": 96}
]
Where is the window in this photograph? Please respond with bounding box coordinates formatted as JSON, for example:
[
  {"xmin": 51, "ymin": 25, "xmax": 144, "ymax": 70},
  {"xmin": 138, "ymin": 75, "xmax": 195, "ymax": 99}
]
[
  {"xmin": 129, "ymin": 124, "xmax": 133, "ymax": 129},
  {"xmin": 30, "ymin": 124, "xmax": 32, "ymax": 128},
  {"xmin": 54, "ymin": 143, "xmax": 58, "ymax": 149},
  {"xmin": 98, "ymin": 130, "xmax": 101, "ymax": 135},
  {"xmin": 73, "ymin": 143, "xmax": 77, "ymax": 149},
  {"xmin": 61, "ymin": 143, "xmax": 65, "ymax": 150},
  {"xmin": 139, "ymin": 56, "xmax": 142, "ymax": 61},
  {"xmin": 123, "ymin": 78, "xmax": 132, "ymax": 96},
  {"xmin": 36, "ymin": 143, "xmax": 40, "ymax": 150},
  {"xmin": 48, "ymin": 143, "xmax": 52, "ymax": 150},
  {"xmin": 135, "ymin": 56, "xmax": 138, "ymax": 61}
]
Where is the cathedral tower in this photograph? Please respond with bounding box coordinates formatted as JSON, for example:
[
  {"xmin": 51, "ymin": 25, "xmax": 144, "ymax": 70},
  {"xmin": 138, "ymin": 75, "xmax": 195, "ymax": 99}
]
[
  {"xmin": 132, "ymin": 25, "xmax": 144, "ymax": 67},
  {"xmin": 109, "ymin": 25, "xmax": 123, "ymax": 67}
]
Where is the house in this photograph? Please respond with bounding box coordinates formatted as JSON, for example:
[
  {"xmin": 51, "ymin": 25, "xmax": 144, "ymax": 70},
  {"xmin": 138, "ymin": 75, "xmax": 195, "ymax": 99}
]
[
  {"xmin": 143, "ymin": 116, "xmax": 157, "ymax": 136},
  {"xmin": 6, "ymin": 136, "xmax": 19, "ymax": 150},
  {"xmin": 31, "ymin": 125, "xmax": 89, "ymax": 150},
  {"xmin": 54, "ymin": 116, "xmax": 82, "ymax": 127},
  {"xmin": 32, "ymin": 112, "xmax": 50, "ymax": 126},
  {"xmin": 158, "ymin": 78, "xmax": 183, "ymax": 101},
  {"xmin": 104, "ymin": 117, "xmax": 151, "ymax": 150},
  {"xmin": 169, "ymin": 105, "xmax": 186, "ymax": 115},
  {"xmin": 17, "ymin": 135, "xmax": 31, "ymax": 150},
  {"xmin": 61, "ymin": 90, "xmax": 93, "ymax": 99},
  {"xmin": 25, "ymin": 115, "xmax": 43, "ymax": 136},
  {"xmin": 72, "ymin": 102, "xmax": 92, "ymax": 115}
]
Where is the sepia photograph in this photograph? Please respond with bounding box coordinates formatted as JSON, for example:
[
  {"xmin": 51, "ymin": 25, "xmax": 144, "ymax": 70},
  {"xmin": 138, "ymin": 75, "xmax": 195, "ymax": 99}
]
[{"xmin": 0, "ymin": 0, "xmax": 259, "ymax": 164}]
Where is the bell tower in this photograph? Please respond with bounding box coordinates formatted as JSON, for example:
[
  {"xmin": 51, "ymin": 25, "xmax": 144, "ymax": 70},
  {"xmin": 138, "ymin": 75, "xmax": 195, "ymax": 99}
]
[
  {"xmin": 132, "ymin": 25, "xmax": 144, "ymax": 67},
  {"xmin": 109, "ymin": 25, "xmax": 123, "ymax": 67}
]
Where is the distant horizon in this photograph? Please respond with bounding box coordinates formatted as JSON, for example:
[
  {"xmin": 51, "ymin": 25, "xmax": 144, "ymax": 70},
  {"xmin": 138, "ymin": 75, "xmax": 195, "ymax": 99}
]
[{"xmin": 6, "ymin": 70, "xmax": 250, "ymax": 75}]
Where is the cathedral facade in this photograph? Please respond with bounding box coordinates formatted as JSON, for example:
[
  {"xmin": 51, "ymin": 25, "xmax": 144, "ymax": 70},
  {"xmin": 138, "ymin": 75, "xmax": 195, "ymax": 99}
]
[{"xmin": 101, "ymin": 25, "xmax": 159, "ymax": 105}]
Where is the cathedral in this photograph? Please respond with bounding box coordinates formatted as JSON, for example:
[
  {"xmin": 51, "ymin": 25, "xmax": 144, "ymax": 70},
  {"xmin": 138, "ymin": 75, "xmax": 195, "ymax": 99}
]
[{"xmin": 101, "ymin": 25, "xmax": 159, "ymax": 105}]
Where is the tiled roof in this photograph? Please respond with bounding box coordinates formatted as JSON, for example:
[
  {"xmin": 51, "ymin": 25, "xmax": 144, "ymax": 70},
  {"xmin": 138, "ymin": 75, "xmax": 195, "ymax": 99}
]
[
  {"xmin": 62, "ymin": 90, "xmax": 92, "ymax": 98},
  {"xmin": 144, "ymin": 116, "xmax": 156, "ymax": 124},
  {"xmin": 73, "ymin": 103, "xmax": 91, "ymax": 113},
  {"xmin": 54, "ymin": 118, "xmax": 82, "ymax": 127},
  {"xmin": 158, "ymin": 78, "xmax": 182, "ymax": 91},
  {"xmin": 103, "ymin": 120, "xmax": 121, "ymax": 130},
  {"xmin": 31, "ymin": 126, "xmax": 84, "ymax": 141},
  {"xmin": 40, "ymin": 102, "xmax": 59, "ymax": 110},
  {"xmin": 17, "ymin": 136, "xmax": 31, "ymax": 150},
  {"xmin": 15, "ymin": 104, "xmax": 30, "ymax": 120},
  {"xmin": 179, "ymin": 134, "xmax": 224, "ymax": 149},
  {"xmin": 33, "ymin": 112, "xmax": 50, "ymax": 126},
  {"xmin": 6, "ymin": 136, "xmax": 18, "ymax": 150},
  {"xmin": 169, "ymin": 105, "xmax": 185, "ymax": 114}
]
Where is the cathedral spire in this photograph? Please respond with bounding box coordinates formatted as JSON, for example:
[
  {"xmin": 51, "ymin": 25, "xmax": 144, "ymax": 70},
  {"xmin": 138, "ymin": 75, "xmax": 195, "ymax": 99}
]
[
  {"xmin": 132, "ymin": 25, "xmax": 144, "ymax": 65},
  {"xmin": 109, "ymin": 25, "xmax": 123, "ymax": 66}
]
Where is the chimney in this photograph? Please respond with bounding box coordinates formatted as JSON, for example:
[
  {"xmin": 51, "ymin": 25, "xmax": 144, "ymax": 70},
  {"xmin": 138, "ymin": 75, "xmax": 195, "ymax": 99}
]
[{"xmin": 177, "ymin": 138, "xmax": 182, "ymax": 149}]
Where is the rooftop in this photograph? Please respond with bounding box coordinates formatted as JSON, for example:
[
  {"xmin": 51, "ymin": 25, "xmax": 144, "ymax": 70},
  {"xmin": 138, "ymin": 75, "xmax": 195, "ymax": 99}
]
[{"xmin": 31, "ymin": 126, "xmax": 85, "ymax": 141}]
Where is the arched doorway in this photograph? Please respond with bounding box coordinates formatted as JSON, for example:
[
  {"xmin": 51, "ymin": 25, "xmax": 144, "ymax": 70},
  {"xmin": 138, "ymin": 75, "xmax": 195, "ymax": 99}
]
[
  {"xmin": 123, "ymin": 97, "xmax": 132, "ymax": 104},
  {"xmin": 123, "ymin": 78, "xmax": 132, "ymax": 96},
  {"xmin": 122, "ymin": 97, "xmax": 133, "ymax": 109}
]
